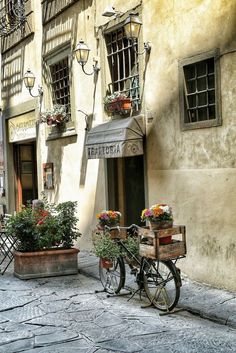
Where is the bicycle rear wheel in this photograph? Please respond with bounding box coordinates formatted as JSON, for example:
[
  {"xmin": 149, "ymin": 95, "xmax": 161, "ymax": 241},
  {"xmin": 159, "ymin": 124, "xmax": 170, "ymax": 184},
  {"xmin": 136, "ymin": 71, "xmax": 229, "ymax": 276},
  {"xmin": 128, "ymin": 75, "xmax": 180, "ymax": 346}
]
[
  {"xmin": 99, "ymin": 256, "xmax": 126, "ymax": 294},
  {"xmin": 143, "ymin": 259, "xmax": 181, "ymax": 311}
]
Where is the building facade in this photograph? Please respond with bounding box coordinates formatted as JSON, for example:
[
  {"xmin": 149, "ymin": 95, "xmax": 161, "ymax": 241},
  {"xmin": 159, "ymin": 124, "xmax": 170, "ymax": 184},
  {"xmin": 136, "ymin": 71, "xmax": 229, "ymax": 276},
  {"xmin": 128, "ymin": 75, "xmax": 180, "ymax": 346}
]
[{"xmin": 0, "ymin": 0, "xmax": 236, "ymax": 291}]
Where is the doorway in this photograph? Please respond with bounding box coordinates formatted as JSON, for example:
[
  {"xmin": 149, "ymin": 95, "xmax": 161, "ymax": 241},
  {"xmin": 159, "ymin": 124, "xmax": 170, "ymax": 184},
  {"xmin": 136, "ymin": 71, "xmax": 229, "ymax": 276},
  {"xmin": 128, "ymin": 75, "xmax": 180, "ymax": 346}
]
[
  {"xmin": 14, "ymin": 142, "xmax": 38, "ymax": 210},
  {"xmin": 107, "ymin": 155, "xmax": 145, "ymax": 226}
]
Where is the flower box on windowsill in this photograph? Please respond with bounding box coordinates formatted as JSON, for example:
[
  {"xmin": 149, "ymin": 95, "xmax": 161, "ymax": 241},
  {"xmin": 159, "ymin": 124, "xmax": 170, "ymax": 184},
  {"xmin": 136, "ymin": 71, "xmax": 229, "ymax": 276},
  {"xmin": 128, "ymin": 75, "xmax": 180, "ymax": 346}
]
[
  {"xmin": 106, "ymin": 98, "xmax": 132, "ymax": 114},
  {"xmin": 104, "ymin": 91, "xmax": 132, "ymax": 115}
]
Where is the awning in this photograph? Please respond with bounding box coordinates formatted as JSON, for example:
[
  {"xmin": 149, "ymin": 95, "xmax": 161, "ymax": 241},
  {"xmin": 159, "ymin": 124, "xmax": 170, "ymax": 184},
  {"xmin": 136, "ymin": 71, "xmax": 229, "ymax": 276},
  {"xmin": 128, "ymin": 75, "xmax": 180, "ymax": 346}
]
[{"xmin": 86, "ymin": 116, "xmax": 144, "ymax": 159}]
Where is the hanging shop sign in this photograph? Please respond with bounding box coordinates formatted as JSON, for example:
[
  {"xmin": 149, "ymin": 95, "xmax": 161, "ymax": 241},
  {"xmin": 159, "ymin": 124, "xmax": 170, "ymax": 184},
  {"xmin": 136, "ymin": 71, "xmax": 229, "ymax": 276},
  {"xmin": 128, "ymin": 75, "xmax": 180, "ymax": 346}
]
[{"xmin": 8, "ymin": 112, "xmax": 36, "ymax": 143}]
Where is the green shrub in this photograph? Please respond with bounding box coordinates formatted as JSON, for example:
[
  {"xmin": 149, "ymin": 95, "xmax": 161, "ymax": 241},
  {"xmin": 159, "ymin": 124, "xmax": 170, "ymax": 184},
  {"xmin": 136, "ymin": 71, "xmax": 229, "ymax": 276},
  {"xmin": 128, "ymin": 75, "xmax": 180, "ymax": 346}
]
[{"xmin": 6, "ymin": 199, "xmax": 81, "ymax": 252}]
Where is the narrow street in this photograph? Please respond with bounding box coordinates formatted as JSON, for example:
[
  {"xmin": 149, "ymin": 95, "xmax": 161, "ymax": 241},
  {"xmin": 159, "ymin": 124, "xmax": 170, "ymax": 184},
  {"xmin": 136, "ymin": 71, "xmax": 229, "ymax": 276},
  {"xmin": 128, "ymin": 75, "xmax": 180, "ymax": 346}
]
[{"xmin": 0, "ymin": 260, "xmax": 236, "ymax": 353}]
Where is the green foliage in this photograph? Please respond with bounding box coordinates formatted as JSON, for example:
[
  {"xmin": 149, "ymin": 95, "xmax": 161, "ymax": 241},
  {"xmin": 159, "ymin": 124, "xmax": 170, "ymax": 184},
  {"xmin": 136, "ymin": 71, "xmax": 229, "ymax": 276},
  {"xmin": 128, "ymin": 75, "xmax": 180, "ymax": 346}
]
[
  {"xmin": 6, "ymin": 199, "xmax": 81, "ymax": 252},
  {"xmin": 93, "ymin": 234, "xmax": 121, "ymax": 260},
  {"xmin": 56, "ymin": 201, "xmax": 81, "ymax": 248},
  {"xmin": 123, "ymin": 236, "xmax": 139, "ymax": 258}
]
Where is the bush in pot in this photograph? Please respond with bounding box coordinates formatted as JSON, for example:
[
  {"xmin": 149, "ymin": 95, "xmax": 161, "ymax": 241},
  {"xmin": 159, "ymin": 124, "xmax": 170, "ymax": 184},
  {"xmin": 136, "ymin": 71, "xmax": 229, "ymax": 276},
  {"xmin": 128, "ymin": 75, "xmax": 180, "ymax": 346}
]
[{"xmin": 6, "ymin": 198, "xmax": 81, "ymax": 279}]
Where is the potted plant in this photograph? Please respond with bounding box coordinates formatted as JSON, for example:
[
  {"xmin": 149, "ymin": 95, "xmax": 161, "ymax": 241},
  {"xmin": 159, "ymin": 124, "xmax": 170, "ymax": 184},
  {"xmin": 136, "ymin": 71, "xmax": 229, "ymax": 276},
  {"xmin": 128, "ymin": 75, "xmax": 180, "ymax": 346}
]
[
  {"xmin": 93, "ymin": 232, "xmax": 121, "ymax": 268},
  {"xmin": 6, "ymin": 197, "xmax": 81, "ymax": 279},
  {"xmin": 40, "ymin": 104, "xmax": 69, "ymax": 126},
  {"xmin": 104, "ymin": 91, "xmax": 132, "ymax": 114},
  {"xmin": 96, "ymin": 210, "xmax": 122, "ymax": 228},
  {"xmin": 141, "ymin": 204, "xmax": 173, "ymax": 244}
]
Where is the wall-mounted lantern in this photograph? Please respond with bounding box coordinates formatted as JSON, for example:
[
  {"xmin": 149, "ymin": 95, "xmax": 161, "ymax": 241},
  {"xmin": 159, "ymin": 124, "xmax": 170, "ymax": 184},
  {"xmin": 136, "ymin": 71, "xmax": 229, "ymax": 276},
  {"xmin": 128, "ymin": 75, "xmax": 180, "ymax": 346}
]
[
  {"xmin": 124, "ymin": 13, "xmax": 151, "ymax": 55},
  {"xmin": 23, "ymin": 69, "xmax": 43, "ymax": 98},
  {"xmin": 74, "ymin": 40, "xmax": 100, "ymax": 76}
]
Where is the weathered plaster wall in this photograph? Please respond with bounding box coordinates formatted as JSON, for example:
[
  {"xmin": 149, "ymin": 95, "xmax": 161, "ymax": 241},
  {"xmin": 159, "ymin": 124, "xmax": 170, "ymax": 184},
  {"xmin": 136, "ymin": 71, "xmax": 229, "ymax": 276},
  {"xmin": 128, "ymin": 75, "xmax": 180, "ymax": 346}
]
[
  {"xmin": 142, "ymin": 0, "xmax": 236, "ymax": 290},
  {"xmin": 39, "ymin": 0, "xmax": 106, "ymax": 250}
]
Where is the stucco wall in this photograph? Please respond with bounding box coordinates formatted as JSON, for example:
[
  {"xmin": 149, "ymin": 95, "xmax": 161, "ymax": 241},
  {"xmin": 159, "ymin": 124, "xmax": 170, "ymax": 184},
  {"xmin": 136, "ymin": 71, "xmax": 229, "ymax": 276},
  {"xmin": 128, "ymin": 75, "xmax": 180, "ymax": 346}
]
[{"xmin": 143, "ymin": 0, "xmax": 236, "ymax": 290}]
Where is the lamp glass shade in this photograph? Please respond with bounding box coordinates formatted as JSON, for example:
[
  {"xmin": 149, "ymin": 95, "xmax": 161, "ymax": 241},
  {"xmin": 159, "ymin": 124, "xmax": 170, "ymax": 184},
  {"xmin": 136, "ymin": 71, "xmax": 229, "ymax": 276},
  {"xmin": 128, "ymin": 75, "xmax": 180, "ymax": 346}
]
[
  {"xmin": 74, "ymin": 40, "xmax": 90, "ymax": 65},
  {"xmin": 124, "ymin": 13, "xmax": 142, "ymax": 39},
  {"xmin": 23, "ymin": 69, "xmax": 36, "ymax": 89}
]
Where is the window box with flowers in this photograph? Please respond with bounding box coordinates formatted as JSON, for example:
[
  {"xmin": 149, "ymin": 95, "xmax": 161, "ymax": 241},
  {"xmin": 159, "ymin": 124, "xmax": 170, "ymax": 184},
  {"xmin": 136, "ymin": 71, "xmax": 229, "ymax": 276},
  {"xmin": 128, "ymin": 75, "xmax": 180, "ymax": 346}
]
[
  {"xmin": 104, "ymin": 92, "xmax": 132, "ymax": 115},
  {"xmin": 6, "ymin": 197, "xmax": 81, "ymax": 279},
  {"xmin": 40, "ymin": 104, "xmax": 69, "ymax": 126}
]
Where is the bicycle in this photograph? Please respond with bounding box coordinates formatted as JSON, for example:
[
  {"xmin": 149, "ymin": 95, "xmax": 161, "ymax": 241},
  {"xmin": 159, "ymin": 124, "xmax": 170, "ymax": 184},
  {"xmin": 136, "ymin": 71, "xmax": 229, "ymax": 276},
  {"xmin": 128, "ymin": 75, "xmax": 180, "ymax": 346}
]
[{"xmin": 98, "ymin": 224, "xmax": 184, "ymax": 312}]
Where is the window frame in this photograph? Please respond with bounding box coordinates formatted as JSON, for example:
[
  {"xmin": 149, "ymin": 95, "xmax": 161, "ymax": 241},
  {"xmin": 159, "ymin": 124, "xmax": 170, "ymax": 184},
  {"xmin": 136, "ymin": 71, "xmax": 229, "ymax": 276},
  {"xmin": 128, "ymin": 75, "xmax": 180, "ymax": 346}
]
[
  {"xmin": 179, "ymin": 49, "xmax": 221, "ymax": 131},
  {"xmin": 43, "ymin": 43, "xmax": 76, "ymax": 140},
  {"xmin": 102, "ymin": 10, "xmax": 143, "ymax": 116}
]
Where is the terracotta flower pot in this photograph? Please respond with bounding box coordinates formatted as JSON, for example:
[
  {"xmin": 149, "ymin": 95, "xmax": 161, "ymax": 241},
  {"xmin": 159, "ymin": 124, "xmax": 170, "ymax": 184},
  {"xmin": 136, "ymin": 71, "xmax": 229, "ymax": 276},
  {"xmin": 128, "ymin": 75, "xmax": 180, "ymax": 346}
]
[{"xmin": 100, "ymin": 258, "xmax": 113, "ymax": 269}]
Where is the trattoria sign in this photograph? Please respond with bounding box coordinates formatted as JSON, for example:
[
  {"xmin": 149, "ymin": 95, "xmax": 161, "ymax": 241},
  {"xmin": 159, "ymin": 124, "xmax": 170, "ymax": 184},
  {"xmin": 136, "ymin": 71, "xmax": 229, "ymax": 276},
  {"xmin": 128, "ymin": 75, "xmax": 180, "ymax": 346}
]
[
  {"xmin": 8, "ymin": 113, "xmax": 36, "ymax": 143},
  {"xmin": 86, "ymin": 140, "xmax": 143, "ymax": 159}
]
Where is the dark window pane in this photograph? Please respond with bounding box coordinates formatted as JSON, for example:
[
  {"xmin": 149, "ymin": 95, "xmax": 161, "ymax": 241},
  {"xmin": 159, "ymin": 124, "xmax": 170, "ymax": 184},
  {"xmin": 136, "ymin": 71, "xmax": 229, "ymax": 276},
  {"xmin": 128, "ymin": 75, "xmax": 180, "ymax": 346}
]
[
  {"xmin": 197, "ymin": 77, "xmax": 206, "ymax": 91},
  {"xmin": 184, "ymin": 65, "xmax": 195, "ymax": 79},
  {"xmin": 196, "ymin": 61, "xmax": 206, "ymax": 76},
  {"xmin": 198, "ymin": 107, "xmax": 207, "ymax": 121},
  {"xmin": 207, "ymin": 58, "xmax": 214, "ymax": 74},
  {"xmin": 186, "ymin": 80, "xmax": 196, "ymax": 93},
  {"xmin": 198, "ymin": 92, "xmax": 207, "ymax": 106},
  {"xmin": 188, "ymin": 95, "xmax": 196, "ymax": 108},
  {"xmin": 208, "ymin": 74, "xmax": 215, "ymax": 89},
  {"xmin": 208, "ymin": 90, "xmax": 215, "ymax": 104},
  {"xmin": 208, "ymin": 105, "xmax": 216, "ymax": 120},
  {"xmin": 189, "ymin": 110, "xmax": 197, "ymax": 122}
]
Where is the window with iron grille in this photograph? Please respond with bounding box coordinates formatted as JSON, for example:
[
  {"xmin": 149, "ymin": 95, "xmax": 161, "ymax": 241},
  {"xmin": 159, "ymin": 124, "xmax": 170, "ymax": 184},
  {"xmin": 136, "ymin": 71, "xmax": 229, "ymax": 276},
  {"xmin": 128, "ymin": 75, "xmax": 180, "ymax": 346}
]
[
  {"xmin": 50, "ymin": 57, "xmax": 70, "ymax": 116},
  {"xmin": 105, "ymin": 27, "xmax": 140, "ymax": 112},
  {"xmin": 179, "ymin": 50, "xmax": 221, "ymax": 130}
]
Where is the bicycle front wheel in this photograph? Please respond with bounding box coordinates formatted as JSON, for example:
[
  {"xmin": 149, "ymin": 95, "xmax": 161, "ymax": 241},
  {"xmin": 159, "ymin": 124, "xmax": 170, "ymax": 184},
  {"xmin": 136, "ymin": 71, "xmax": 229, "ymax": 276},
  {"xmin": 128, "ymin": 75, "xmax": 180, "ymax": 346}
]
[
  {"xmin": 99, "ymin": 256, "xmax": 126, "ymax": 294},
  {"xmin": 143, "ymin": 259, "xmax": 181, "ymax": 311}
]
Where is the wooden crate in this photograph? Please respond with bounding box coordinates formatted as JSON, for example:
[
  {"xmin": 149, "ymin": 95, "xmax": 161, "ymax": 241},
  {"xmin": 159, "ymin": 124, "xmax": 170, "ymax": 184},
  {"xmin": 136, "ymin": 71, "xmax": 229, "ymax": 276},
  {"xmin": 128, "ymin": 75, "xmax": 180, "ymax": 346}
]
[{"xmin": 139, "ymin": 225, "xmax": 186, "ymax": 260}]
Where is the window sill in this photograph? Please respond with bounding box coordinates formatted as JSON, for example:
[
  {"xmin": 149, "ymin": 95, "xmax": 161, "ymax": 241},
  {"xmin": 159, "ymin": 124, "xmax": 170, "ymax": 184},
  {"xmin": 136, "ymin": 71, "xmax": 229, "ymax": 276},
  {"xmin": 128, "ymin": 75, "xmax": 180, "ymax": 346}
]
[{"xmin": 46, "ymin": 126, "xmax": 77, "ymax": 141}]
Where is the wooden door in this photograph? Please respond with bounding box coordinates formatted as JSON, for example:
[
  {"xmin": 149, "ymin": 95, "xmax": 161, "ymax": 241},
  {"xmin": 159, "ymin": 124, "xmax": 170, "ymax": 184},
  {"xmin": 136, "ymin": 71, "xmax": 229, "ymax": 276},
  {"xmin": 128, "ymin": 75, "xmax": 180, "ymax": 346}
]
[
  {"xmin": 14, "ymin": 142, "xmax": 38, "ymax": 210},
  {"xmin": 107, "ymin": 156, "xmax": 145, "ymax": 226}
]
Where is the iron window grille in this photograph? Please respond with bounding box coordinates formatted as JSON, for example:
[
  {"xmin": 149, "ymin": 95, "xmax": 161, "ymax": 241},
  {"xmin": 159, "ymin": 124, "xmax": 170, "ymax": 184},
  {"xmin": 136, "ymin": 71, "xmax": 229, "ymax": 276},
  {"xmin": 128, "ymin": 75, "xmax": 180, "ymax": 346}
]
[
  {"xmin": 105, "ymin": 27, "xmax": 140, "ymax": 112},
  {"xmin": 0, "ymin": 0, "xmax": 26, "ymax": 37},
  {"xmin": 183, "ymin": 58, "xmax": 216, "ymax": 123},
  {"xmin": 49, "ymin": 57, "xmax": 71, "ymax": 117}
]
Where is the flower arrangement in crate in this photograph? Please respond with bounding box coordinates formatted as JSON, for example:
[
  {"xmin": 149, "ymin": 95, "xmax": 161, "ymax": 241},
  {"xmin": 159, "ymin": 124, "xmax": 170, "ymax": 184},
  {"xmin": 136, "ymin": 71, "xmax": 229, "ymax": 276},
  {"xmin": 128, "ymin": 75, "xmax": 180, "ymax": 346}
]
[
  {"xmin": 141, "ymin": 204, "xmax": 173, "ymax": 230},
  {"xmin": 96, "ymin": 210, "xmax": 122, "ymax": 228},
  {"xmin": 104, "ymin": 91, "xmax": 132, "ymax": 114},
  {"xmin": 40, "ymin": 104, "xmax": 69, "ymax": 126}
]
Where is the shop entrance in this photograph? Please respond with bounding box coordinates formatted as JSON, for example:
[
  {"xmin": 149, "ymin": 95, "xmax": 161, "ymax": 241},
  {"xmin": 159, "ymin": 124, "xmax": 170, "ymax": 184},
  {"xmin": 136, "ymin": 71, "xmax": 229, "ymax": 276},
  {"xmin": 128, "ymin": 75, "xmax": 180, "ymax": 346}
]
[
  {"xmin": 107, "ymin": 155, "xmax": 145, "ymax": 226},
  {"xmin": 14, "ymin": 142, "xmax": 38, "ymax": 210}
]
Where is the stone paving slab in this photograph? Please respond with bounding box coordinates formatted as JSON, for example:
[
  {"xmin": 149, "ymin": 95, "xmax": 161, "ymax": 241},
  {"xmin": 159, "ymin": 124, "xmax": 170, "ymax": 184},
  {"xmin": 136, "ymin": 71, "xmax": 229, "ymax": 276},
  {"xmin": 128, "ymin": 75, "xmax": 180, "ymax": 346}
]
[
  {"xmin": 0, "ymin": 251, "xmax": 236, "ymax": 353},
  {"xmin": 78, "ymin": 251, "xmax": 236, "ymax": 329}
]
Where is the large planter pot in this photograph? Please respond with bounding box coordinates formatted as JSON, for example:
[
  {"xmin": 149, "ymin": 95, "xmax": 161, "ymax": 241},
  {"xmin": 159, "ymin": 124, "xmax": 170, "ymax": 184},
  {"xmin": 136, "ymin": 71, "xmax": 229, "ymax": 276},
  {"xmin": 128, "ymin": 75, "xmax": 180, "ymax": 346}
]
[{"xmin": 14, "ymin": 248, "xmax": 79, "ymax": 280}]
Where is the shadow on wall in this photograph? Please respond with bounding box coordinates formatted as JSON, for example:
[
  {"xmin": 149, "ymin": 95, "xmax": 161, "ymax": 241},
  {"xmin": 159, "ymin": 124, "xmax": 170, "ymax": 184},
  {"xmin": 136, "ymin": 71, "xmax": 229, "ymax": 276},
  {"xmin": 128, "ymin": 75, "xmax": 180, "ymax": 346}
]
[
  {"xmin": 45, "ymin": 135, "xmax": 77, "ymax": 204},
  {"xmin": 2, "ymin": 35, "xmax": 34, "ymax": 109}
]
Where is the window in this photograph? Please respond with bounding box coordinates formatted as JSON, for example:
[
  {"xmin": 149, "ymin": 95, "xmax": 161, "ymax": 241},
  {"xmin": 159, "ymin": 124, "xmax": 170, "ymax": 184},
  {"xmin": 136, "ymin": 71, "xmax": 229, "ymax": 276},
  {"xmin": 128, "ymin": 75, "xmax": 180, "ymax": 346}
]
[
  {"xmin": 179, "ymin": 50, "xmax": 221, "ymax": 130},
  {"xmin": 49, "ymin": 57, "xmax": 70, "ymax": 116},
  {"xmin": 105, "ymin": 27, "xmax": 140, "ymax": 112},
  {"xmin": 0, "ymin": 0, "xmax": 25, "ymax": 35}
]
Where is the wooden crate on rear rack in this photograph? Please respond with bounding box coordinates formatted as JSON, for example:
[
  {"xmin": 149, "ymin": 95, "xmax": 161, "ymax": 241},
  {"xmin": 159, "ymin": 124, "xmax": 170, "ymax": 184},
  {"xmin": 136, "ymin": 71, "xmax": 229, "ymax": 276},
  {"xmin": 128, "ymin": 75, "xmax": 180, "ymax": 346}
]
[{"xmin": 138, "ymin": 225, "xmax": 186, "ymax": 260}]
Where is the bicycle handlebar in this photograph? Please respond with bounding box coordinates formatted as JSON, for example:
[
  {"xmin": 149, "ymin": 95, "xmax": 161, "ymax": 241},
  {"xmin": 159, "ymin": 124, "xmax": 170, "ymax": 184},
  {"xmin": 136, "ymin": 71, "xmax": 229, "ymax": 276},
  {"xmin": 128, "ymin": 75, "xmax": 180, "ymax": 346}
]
[{"xmin": 104, "ymin": 223, "xmax": 139, "ymax": 232}]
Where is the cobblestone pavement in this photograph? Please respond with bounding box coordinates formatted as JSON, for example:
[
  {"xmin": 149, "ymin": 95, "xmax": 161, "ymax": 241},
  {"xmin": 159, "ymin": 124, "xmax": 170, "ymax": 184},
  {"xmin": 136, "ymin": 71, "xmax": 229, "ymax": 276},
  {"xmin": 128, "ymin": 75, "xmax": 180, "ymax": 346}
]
[{"xmin": 0, "ymin": 252, "xmax": 235, "ymax": 352}]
